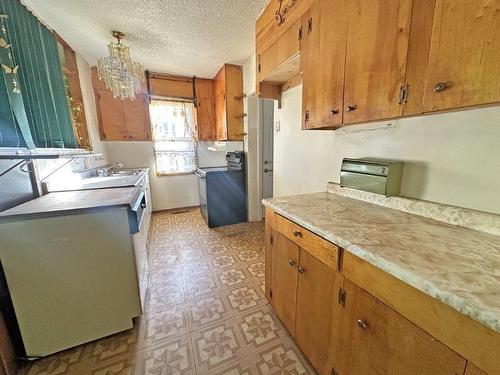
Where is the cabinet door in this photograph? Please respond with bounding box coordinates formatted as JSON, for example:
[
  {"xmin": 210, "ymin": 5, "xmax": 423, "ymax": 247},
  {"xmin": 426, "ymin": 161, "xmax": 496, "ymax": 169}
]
[
  {"xmin": 195, "ymin": 78, "xmax": 216, "ymax": 141},
  {"xmin": 343, "ymin": 0, "xmax": 413, "ymax": 124},
  {"xmin": 224, "ymin": 65, "xmax": 244, "ymax": 141},
  {"xmin": 123, "ymin": 93, "xmax": 151, "ymax": 141},
  {"xmin": 464, "ymin": 363, "xmax": 488, "ymax": 375},
  {"xmin": 302, "ymin": 0, "xmax": 347, "ymax": 129},
  {"xmin": 271, "ymin": 230, "xmax": 299, "ymax": 335},
  {"xmin": 423, "ymin": 0, "xmax": 500, "ymax": 112},
  {"xmin": 95, "ymin": 89, "xmax": 127, "ymax": 141},
  {"xmin": 213, "ymin": 66, "xmax": 227, "ymax": 141},
  {"xmin": 295, "ymin": 249, "xmax": 342, "ymax": 375},
  {"xmin": 335, "ymin": 279, "xmax": 467, "ymax": 375}
]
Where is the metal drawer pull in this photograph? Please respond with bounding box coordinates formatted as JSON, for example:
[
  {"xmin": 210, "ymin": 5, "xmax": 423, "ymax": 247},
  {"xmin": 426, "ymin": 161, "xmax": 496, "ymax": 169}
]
[
  {"xmin": 357, "ymin": 319, "xmax": 368, "ymax": 329},
  {"xmin": 346, "ymin": 105, "xmax": 357, "ymax": 112},
  {"xmin": 298, "ymin": 266, "xmax": 305, "ymax": 274},
  {"xmin": 288, "ymin": 259, "xmax": 296, "ymax": 266},
  {"xmin": 434, "ymin": 81, "xmax": 448, "ymax": 92},
  {"xmin": 293, "ymin": 230, "xmax": 302, "ymax": 238}
]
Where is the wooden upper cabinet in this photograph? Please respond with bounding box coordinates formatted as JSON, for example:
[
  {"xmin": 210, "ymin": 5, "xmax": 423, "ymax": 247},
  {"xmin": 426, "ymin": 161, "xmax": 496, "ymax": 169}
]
[
  {"xmin": 270, "ymin": 230, "xmax": 299, "ymax": 335},
  {"xmin": 294, "ymin": 248, "xmax": 342, "ymax": 375},
  {"xmin": 334, "ymin": 279, "xmax": 467, "ymax": 375},
  {"xmin": 213, "ymin": 64, "xmax": 244, "ymax": 141},
  {"xmin": 343, "ymin": 0, "xmax": 413, "ymax": 125},
  {"xmin": 195, "ymin": 78, "xmax": 216, "ymax": 141},
  {"xmin": 92, "ymin": 67, "xmax": 151, "ymax": 141},
  {"xmin": 422, "ymin": 0, "xmax": 500, "ymax": 112},
  {"xmin": 95, "ymin": 89, "xmax": 126, "ymax": 140},
  {"xmin": 301, "ymin": 0, "xmax": 347, "ymax": 129},
  {"xmin": 122, "ymin": 93, "xmax": 151, "ymax": 141}
]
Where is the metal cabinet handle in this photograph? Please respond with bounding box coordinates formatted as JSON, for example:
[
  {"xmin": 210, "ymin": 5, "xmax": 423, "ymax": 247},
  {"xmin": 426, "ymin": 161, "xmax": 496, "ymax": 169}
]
[
  {"xmin": 330, "ymin": 108, "xmax": 339, "ymax": 115},
  {"xmin": 346, "ymin": 105, "xmax": 357, "ymax": 112},
  {"xmin": 288, "ymin": 259, "xmax": 296, "ymax": 266},
  {"xmin": 357, "ymin": 319, "xmax": 368, "ymax": 329},
  {"xmin": 434, "ymin": 81, "xmax": 448, "ymax": 92},
  {"xmin": 293, "ymin": 230, "xmax": 302, "ymax": 238},
  {"xmin": 264, "ymin": 168, "xmax": 273, "ymax": 173},
  {"xmin": 298, "ymin": 266, "xmax": 305, "ymax": 274}
]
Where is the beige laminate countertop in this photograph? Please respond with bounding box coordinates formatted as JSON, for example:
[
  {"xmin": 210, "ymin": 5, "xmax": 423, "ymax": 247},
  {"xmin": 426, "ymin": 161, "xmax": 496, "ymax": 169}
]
[
  {"xmin": 0, "ymin": 187, "xmax": 141, "ymax": 221},
  {"xmin": 263, "ymin": 192, "xmax": 500, "ymax": 333}
]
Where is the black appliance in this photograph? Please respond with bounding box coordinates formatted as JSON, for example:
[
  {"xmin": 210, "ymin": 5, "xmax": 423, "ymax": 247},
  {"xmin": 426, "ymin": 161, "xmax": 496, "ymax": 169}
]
[{"xmin": 196, "ymin": 152, "xmax": 247, "ymax": 228}]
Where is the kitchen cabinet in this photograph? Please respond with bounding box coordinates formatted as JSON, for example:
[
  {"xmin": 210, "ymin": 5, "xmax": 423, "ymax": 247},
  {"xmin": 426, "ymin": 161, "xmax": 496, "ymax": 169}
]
[
  {"xmin": 213, "ymin": 64, "xmax": 245, "ymax": 141},
  {"xmin": 265, "ymin": 207, "xmax": 500, "ymax": 375},
  {"xmin": 270, "ymin": 230, "xmax": 299, "ymax": 335},
  {"xmin": 92, "ymin": 68, "xmax": 151, "ymax": 141},
  {"xmin": 334, "ymin": 279, "xmax": 467, "ymax": 375},
  {"xmin": 294, "ymin": 248, "xmax": 342, "ymax": 375},
  {"xmin": 195, "ymin": 78, "xmax": 216, "ymax": 141},
  {"xmin": 266, "ymin": 210, "xmax": 341, "ymax": 375},
  {"xmin": 301, "ymin": 0, "xmax": 347, "ymax": 129},
  {"xmin": 342, "ymin": 0, "xmax": 413, "ymax": 125},
  {"xmin": 465, "ymin": 363, "xmax": 488, "ymax": 375},
  {"xmin": 421, "ymin": 0, "xmax": 500, "ymax": 112}
]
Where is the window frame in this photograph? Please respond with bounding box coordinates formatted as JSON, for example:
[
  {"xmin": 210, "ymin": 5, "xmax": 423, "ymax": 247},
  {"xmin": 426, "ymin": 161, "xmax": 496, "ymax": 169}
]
[{"xmin": 149, "ymin": 99, "xmax": 198, "ymax": 176}]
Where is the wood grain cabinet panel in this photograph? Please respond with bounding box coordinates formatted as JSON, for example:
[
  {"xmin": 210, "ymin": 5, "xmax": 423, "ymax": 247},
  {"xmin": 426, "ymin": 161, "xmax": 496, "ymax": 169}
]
[
  {"xmin": 270, "ymin": 230, "xmax": 299, "ymax": 335},
  {"xmin": 295, "ymin": 249, "xmax": 342, "ymax": 375},
  {"xmin": 422, "ymin": 0, "xmax": 500, "ymax": 112},
  {"xmin": 334, "ymin": 279, "xmax": 467, "ymax": 375},
  {"xmin": 465, "ymin": 363, "xmax": 488, "ymax": 375},
  {"xmin": 95, "ymin": 89, "xmax": 127, "ymax": 141},
  {"xmin": 213, "ymin": 64, "xmax": 244, "ymax": 141},
  {"xmin": 301, "ymin": 0, "xmax": 347, "ymax": 129},
  {"xmin": 343, "ymin": 0, "xmax": 413, "ymax": 124},
  {"xmin": 195, "ymin": 78, "xmax": 216, "ymax": 141},
  {"xmin": 92, "ymin": 67, "xmax": 151, "ymax": 141}
]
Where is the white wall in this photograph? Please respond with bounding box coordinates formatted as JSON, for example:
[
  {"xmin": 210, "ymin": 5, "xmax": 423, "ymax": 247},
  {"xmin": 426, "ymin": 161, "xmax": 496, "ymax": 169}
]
[
  {"xmin": 274, "ymin": 85, "xmax": 500, "ymax": 215},
  {"xmin": 104, "ymin": 141, "xmax": 198, "ymax": 211}
]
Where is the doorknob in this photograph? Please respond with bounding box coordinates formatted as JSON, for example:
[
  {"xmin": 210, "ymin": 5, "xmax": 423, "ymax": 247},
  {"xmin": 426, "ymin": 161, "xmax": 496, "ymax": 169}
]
[
  {"xmin": 434, "ymin": 81, "xmax": 449, "ymax": 92},
  {"xmin": 288, "ymin": 259, "xmax": 296, "ymax": 266},
  {"xmin": 298, "ymin": 266, "xmax": 305, "ymax": 274}
]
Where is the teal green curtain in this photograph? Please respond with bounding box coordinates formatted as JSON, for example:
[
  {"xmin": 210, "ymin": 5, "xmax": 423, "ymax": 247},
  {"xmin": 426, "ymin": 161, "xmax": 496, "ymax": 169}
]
[{"xmin": 0, "ymin": 0, "xmax": 76, "ymax": 148}]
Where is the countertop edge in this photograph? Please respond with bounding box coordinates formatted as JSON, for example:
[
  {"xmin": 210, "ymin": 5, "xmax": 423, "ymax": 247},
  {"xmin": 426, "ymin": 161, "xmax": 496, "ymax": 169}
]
[{"xmin": 262, "ymin": 198, "xmax": 500, "ymax": 334}]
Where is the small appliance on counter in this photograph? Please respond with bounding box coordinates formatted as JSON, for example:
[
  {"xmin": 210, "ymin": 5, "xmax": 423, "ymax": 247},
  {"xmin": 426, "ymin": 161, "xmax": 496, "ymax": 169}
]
[
  {"xmin": 340, "ymin": 158, "xmax": 404, "ymax": 197},
  {"xmin": 196, "ymin": 151, "xmax": 247, "ymax": 227}
]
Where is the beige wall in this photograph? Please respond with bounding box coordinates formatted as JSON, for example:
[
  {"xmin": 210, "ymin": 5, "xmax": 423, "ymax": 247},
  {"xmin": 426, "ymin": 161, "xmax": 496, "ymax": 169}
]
[{"xmin": 274, "ymin": 85, "xmax": 500, "ymax": 215}]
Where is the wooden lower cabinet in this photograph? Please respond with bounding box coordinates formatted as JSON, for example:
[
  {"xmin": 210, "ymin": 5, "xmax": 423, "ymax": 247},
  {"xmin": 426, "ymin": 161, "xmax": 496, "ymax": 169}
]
[
  {"xmin": 270, "ymin": 230, "xmax": 299, "ymax": 335},
  {"xmin": 266, "ymin": 209, "xmax": 496, "ymax": 375},
  {"xmin": 295, "ymin": 249, "xmax": 342, "ymax": 375},
  {"xmin": 333, "ymin": 279, "xmax": 467, "ymax": 375}
]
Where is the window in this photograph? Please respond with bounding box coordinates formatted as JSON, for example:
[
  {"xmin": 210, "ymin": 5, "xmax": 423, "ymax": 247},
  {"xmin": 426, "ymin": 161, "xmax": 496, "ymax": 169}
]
[{"xmin": 149, "ymin": 100, "xmax": 198, "ymax": 175}]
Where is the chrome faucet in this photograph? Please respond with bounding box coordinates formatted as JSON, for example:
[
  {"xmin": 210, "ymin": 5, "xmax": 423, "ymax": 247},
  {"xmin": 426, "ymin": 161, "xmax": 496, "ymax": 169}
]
[{"xmin": 98, "ymin": 162, "xmax": 123, "ymax": 176}]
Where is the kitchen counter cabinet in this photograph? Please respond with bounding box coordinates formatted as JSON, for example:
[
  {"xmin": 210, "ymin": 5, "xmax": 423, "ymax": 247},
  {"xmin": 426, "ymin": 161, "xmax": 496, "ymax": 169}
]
[
  {"xmin": 263, "ymin": 198, "xmax": 500, "ymax": 374},
  {"xmin": 334, "ymin": 279, "xmax": 467, "ymax": 375}
]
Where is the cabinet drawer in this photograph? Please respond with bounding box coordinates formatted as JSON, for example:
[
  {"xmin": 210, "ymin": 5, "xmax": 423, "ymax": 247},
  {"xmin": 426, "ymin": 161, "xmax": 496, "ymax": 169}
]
[{"xmin": 274, "ymin": 213, "xmax": 340, "ymax": 270}]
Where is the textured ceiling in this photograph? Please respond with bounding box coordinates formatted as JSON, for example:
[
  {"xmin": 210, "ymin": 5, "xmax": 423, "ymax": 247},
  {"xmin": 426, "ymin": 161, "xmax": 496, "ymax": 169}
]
[{"xmin": 23, "ymin": 0, "xmax": 268, "ymax": 78}]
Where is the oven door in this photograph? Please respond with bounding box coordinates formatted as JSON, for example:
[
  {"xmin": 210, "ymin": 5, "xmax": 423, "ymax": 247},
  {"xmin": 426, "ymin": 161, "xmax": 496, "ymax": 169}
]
[{"xmin": 196, "ymin": 170, "xmax": 208, "ymax": 224}]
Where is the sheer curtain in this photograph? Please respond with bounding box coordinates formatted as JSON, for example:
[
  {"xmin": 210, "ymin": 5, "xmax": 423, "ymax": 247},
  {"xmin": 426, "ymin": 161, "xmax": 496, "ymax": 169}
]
[{"xmin": 149, "ymin": 100, "xmax": 198, "ymax": 175}]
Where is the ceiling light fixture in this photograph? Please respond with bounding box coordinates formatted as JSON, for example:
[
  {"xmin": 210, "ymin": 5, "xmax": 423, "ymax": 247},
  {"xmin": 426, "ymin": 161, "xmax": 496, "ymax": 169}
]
[{"xmin": 97, "ymin": 31, "xmax": 144, "ymax": 100}]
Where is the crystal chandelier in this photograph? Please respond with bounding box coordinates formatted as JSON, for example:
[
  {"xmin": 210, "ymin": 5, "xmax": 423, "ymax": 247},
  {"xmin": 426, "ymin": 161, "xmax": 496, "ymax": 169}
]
[{"xmin": 97, "ymin": 31, "xmax": 144, "ymax": 100}]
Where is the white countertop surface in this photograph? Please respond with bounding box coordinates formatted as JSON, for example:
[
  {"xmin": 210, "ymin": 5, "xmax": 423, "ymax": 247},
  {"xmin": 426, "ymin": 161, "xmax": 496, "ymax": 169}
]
[{"xmin": 263, "ymin": 192, "xmax": 500, "ymax": 333}]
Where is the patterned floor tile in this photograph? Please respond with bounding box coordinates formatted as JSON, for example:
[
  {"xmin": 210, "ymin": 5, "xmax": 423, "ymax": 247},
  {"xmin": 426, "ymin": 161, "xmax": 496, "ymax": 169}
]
[
  {"xmin": 187, "ymin": 294, "xmax": 233, "ymax": 330},
  {"xmin": 135, "ymin": 334, "xmax": 195, "ymax": 375},
  {"xmin": 250, "ymin": 343, "xmax": 315, "ymax": 375},
  {"xmin": 138, "ymin": 304, "xmax": 190, "ymax": 348},
  {"xmin": 222, "ymin": 284, "xmax": 267, "ymax": 315},
  {"xmin": 217, "ymin": 268, "xmax": 249, "ymax": 288}
]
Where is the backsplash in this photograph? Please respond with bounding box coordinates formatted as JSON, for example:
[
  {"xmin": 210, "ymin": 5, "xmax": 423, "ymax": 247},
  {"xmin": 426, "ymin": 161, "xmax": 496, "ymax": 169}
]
[{"xmin": 327, "ymin": 182, "xmax": 500, "ymax": 236}]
